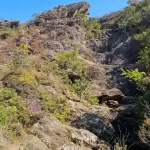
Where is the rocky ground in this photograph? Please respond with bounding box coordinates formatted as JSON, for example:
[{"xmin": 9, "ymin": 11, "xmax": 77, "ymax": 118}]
[{"xmin": 0, "ymin": 2, "xmax": 147, "ymax": 150}]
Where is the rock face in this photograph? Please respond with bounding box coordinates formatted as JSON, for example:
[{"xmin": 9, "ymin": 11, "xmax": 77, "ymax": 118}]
[
  {"xmin": 0, "ymin": 20, "xmax": 20, "ymax": 28},
  {"xmin": 72, "ymin": 113, "xmax": 114, "ymax": 141},
  {"xmin": 29, "ymin": 116, "xmax": 111, "ymax": 150},
  {"xmin": 99, "ymin": 88, "xmax": 124, "ymax": 103},
  {"xmin": 0, "ymin": 1, "xmax": 144, "ymax": 150},
  {"xmin": 35, "ymin": 2, "xmax": 90, "ymax": 25},
  {"xmin": 90, "ymin": 30, "xmax": 139, "ymax": 65},
  {"xmin": 90, "ymin": 14, "xmax": 139, "ymax": 65},
  {"xmin": 32, "ymin": 2, "xmax": 89, "ymax": 58}
]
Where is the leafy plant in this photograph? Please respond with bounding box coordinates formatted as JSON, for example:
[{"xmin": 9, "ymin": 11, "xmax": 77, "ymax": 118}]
[
  {"xmin": 72, "ymin": 77, "xmax": 90, "ymax": 99},
  {"xmin": 81, "ymin": 17, "xmax": 101, "ymax": 39},
  {"xmin": 0, "ymin": 86, "xmax": 30, "ymax": 135},
  {"xmin": 40, "ymin": 89, "xmax": 70, "ymax": 122},
  {"xmin": 121, "ymin": 68, "xmax": 146, "ymax": 82},
  {"xmin": 19, "ymin": 43, "xmax": 29, "ymax": 55},
  {"xmin": 89, "ymin": 96, "xmax": 99, "ymax": 105}
]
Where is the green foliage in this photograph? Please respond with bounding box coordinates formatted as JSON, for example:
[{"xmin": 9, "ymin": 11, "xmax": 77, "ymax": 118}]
[
  {"xmin": 0, "ymin": 25, "xmax": 20, "ymax": 38},
  {"xmin": 116, "ymin": 0, "xmax": 150, "ymax": 30},
  {"xmin": 117, "ymin": 6, "xmax": 142, "ymax": 29},
  {"xmin": 55, "ymin": 49, "xmax": 90, "ymax": 99},
  {"xmin": 41, "ymin": 59, "xmax": 60, "ymax": 75},
  {"xmin": 7, "ymin": 44, "xmax": 30, "ymax": 71},
  {"xmin": 19, "ymin": 43, "xmax": 29, "ymax": 55},
  {"xmin": 72, "ymin": 77, "xmax": 90, "ymax": 99},
  {"xmin": 8, "ymin": 56, "xmax": 30, "ymax": 71},
  {"xmin": 5, "ymin": 70, "xmax": 38, "ymax": 88},
  {"xmin": 114, "ymin": 143, "xmax": 127, "ymax": 150},
  {"xmin": 82, "ymin": 17, "xmax": 101, "ymax": 31},
  {"xmin": 138, "ymin": 117, "xmax": 150, "ymax": 147},
  {"xmin": 0, "ymin": 86, "xmax": 30, "ymax": 135},
  {"xmin": 120, "ymin": 68, "xmax": 150, "ymax": 92},
  {"xmin": 121, "ymin": 68, "xmax": 146, "ymax": 82},
  {"xmin": 89, "ymin": 96, "xmax": 99, "ymax": 105},
  {"xmin": 81, "ymin": 17, "xmax": 101, "ymax": 39},
  {"xmin": 138, "ymin": 46, "xmax": 150, "ymax": 66},
  {"xmin": 56, "ymin": 48, "xmax": 79, "ymax": 70},
  {"xmin": 3, "ymin": 70, "xmax": 39, "ymax": 99},
  {"xmin": 134, "ymin": 28, "xmax": 150, "ymax": 67},
  {"xmin": 39, "ymin": 89, "xmax": 70, "ymax": 122},
  {"xmin": 75, "ymin": 11, "xmax": 87, "ymax": 21},
  {"xmin": 56, "ymin": 48, "xmax": 87, "ymax": 75}
]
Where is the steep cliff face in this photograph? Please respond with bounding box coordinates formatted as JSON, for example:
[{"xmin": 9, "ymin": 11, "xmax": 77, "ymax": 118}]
[
  {"xmin": 0, "ymin": 1, "xmax": 149, "ymax": 150},
  {"xmin": 90, "ymin": 28, "xmax": 139, "ymax": 65}
]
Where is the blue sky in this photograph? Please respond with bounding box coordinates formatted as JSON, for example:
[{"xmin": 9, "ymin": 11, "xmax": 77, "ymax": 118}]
[{"xmin": 0, "ymin": 0, "xmax": 128, "ymax": 23}]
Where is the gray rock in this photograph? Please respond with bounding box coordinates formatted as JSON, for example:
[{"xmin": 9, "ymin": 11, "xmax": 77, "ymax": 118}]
[
  {"xmin": 0, "ymin": 20, "xmax": 20, "ymax": 29},
  {"xmin": 24, "ymin": 135, "xmax": 49, "ymax": 150},
  {"xmin": 72, "ymin": 113, "xmax": 114, "ymax": 140},
  {"xmin": 89, "ymin": 28, "xmax": 139, "ymax": 65},
  {"xmin": 99, "ymin": 88, "xmax": 124, "ymax": 103},
  {"xmin": 72, "ymin": 129, "xmax": 99, "ymax": 147},
  {"xmin": 35, "ymin": 2, "xmax": 90, "ymax": 26},
  {"xmin": 107, "ymin": 100, "xmax": 119, "ymax": 107},
  {"xmin": 43, "ymin": 40, "xmax": 64, "ymax": 52},
  {"xmin": 57, "ymin": 143, "xmax": 83, "ymax": 150}
]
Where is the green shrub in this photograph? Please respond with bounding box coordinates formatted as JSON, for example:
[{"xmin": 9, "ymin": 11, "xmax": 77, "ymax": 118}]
[
  {"xmin": 116, "ymin": 0, "xmax": 150, "ymax": 30},
  {"xmin": 138, "ymin": 46, "xmax": 150, "ymax": 66},
  {"xmin": 136, "ymin": 90, "xmax": 150, "ymax": 118},
  {"xmin": 121, "ymin": 68, "xmax": 146, "ymax": 82},
  {"xmin": 82, "ymin": 17, "xmax": 101, "ymax": 31},
  {"xmin": 71, "ymin": 78, "xmax": 90, "ymax": 99},
  {"xmin": 138, "ymin": 117, "xmax": 150, "ymax": 147},
  {"xmin": 41, "ymin": 59, "xmax": 60, "ymax": 75},
  {"xmin": 19, "ymin": 43, "xmax": 29, "ymax": 55},
  {"xmin": 117, "ymin": 6, "xmax": 142, "ymax": 29},
  {"xmin": 89, "ymin": 96, "xmax": 99, "ymax": 105},
  {"xmin": 0, "ymin": 86, "xmax": 30, "ymax": 136},
  {"xmin": 40, "ymin": 89, "xmax": 70, "ymax": 122},
  {"xmin": 75, "ymin": 11, "xmax": 87, "ymax": 21},
  {"xmin": 56, "ymin": 48, "xmax": 79, "ymax": 70},
  {"xmin": 4, "ymin": 70, "xmax": 38, "ymax": 88},
  {"xmin": 81, "ymin": 17, "xmax": 101, "ymax": 39},
  {"xmin": 3, "ymin": 70, "xmax": 39, "ymax": 98},
  {"xmin": 134, "ymin": 28, "xmax": 150, "ymax": 67},
  {"xmin": 56, "ymin": 49, "xmax": 90, "ymax": 99},
  {"xmin": 114, "ymin": 143, "xmax": 127, "ymax": 150},
  {"xmin": 7, "ymin": 45, "xmax": 30, "ymax": 71}
]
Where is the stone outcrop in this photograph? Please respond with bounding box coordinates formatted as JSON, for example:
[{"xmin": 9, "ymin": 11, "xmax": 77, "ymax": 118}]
[
  {"xmin": 0, "ymin": 1, "xmax": 145, "ymax": 150},
  {"xmin": 0, "ymin": 20, "xmax": 20, "ymax": 29},
  {"xmin": 27, "ymin": 2, "xmax": 89, "ymax": 58},
  {"xmin": 34, "ymin": 2, "xmax": 90, "ymax": 26},
  {"xmin": 99, "ymin": 88, "xmax": 124, "ymax": 103},
  {"xmin": 28, "ymin": 116, "xmax": 111, "ymax": 150},
  {"xmin": 89, "ymin": 14, "xmax": 140, "ymax": 65}
]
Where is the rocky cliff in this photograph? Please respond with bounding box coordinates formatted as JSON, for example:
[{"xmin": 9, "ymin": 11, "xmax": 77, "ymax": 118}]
[{"xmin": 0, "ymin": 1, "xmax": 149, "ymax": 150}]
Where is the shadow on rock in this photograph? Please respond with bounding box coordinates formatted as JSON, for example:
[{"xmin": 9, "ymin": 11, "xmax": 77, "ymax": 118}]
[{"xmin": 71, "ymin": 113, "xmax": 114, "ymax": 141}]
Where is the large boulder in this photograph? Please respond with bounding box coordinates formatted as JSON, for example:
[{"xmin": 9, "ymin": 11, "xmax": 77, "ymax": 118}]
[
  {"xmin": 99, "ymin": 88, "xmax": 124, "ymax": 103},
  {"xmin": 29, "ymin": 116, "xmax": 111, "ymax": 150},
  {"xmin": 72, "ymin": 113, "xmax": 114, "ymax": 140},
  {"xmin": 71, "ymin": 129, "xmax": 110, "ymax": 150}
]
